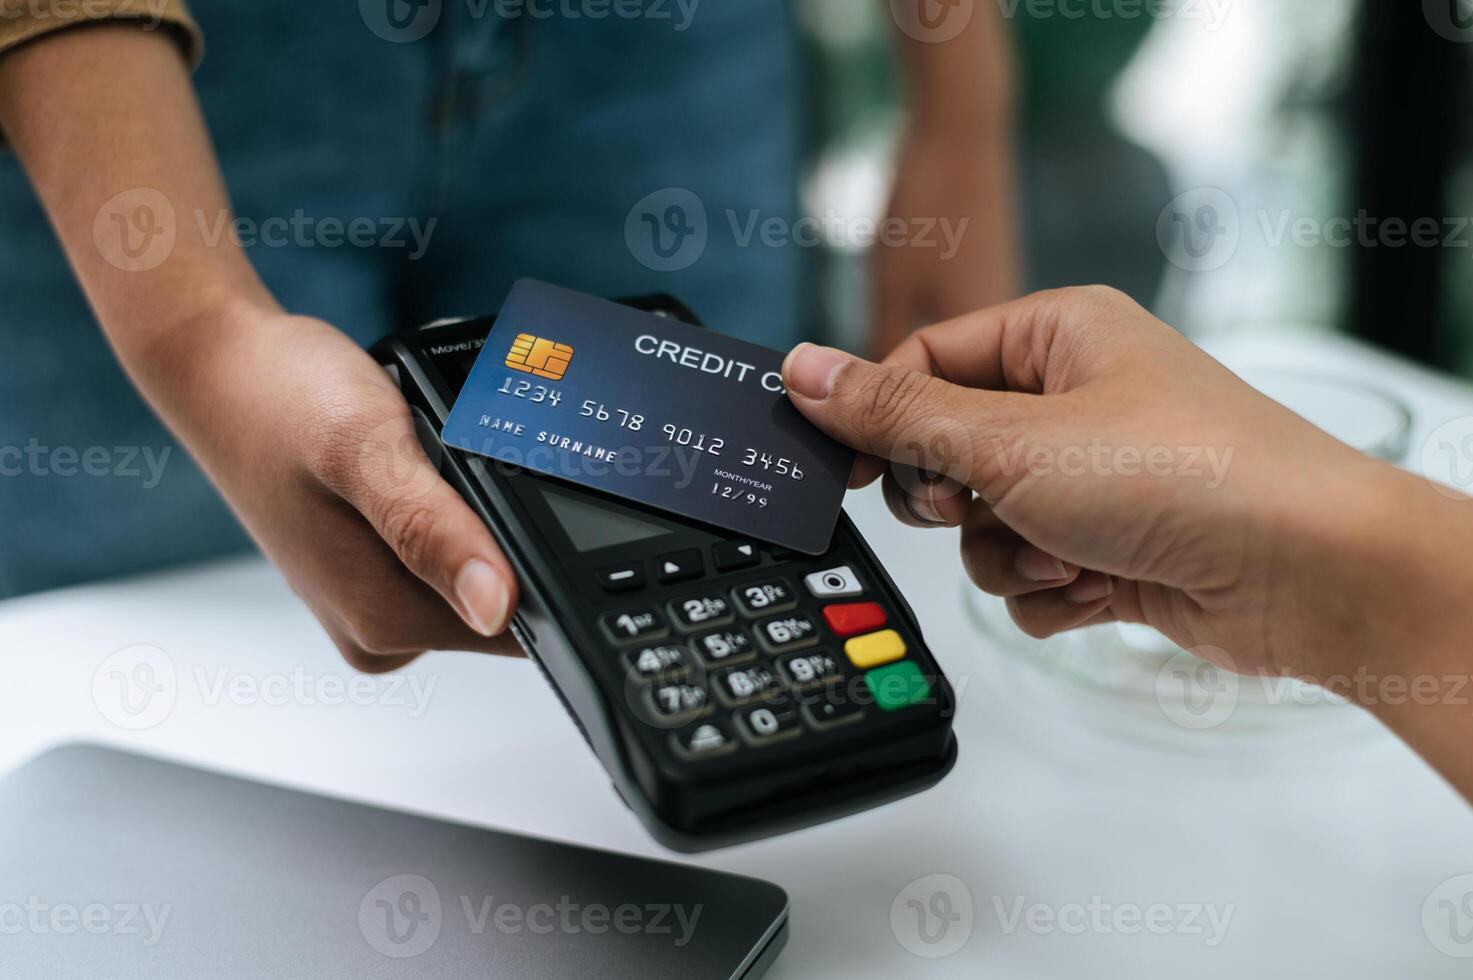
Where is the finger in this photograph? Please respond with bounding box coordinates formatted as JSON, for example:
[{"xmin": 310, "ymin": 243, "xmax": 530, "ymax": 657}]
[
  {"xmin": 783, "ymin": 342, "xmax": 1038, "ymax": 492},
  {"xmin": 321, "ymin": 570, "xmax": 525, "ymax": 666},
  {"xmin": 1004, "ymin": 572, "xmax": 1116, "ymax": 639},
  {"xmin": 880, "ymin": 469, "xmax": 972, "ymax": 528},
  {"xmin": 318, "ymin": 412, "xmax": 519, "ymax": 638},
  {"xmin": 323, "ymin": 631, "xmax": 422, "ymax": 675},
  {"xmin": 959, "ymin": 508, "xmax": 1081, "ymax": 598},
  {"xmin": 849, "ymin": 453, "xmax": 887, "ymax": 490},
  {"xmin": 836, "ymin": 289, "xmax": 1105, "ymax": 489},
  {"xmin": 880, "ymin": 285, "xmax": 1142, "ymax": 392}
]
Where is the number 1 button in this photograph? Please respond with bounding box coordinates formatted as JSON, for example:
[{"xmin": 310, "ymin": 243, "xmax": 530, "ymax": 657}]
[{"xmin": 599, "ymin": 608, "xmax": 667, "ymax": 646}]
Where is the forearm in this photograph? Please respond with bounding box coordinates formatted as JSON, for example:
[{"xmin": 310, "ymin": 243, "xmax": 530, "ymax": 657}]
[
  {"xmin": 890, "ymin": 0, "xmax": 1015, "ymax": 133},
  {"xmin": 1294, "ymin": 462, "xmax": 1473, "ymax": 799},
  {"xmin": 885, "ymin": 1, "xmax": 1021, "ymax": 311},
  {"xmin": 0, "ymin": 24, "xmax": 273, "ymax": 392}
]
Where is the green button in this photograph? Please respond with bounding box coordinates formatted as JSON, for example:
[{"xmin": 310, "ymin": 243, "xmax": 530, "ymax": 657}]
[{"xmin": 864, "ymin": 660, "xmax": 932, "ymax": 711}]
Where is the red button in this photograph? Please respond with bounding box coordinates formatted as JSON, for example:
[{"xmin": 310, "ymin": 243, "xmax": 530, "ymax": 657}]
[{"xmin": 822, "ymin": 602, "xmax": 888, "ymax": 637}]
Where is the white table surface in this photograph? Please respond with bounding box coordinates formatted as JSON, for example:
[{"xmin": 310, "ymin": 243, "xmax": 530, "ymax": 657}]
[{"xmin": 4, "ymin": 329, "xmax": 1473, "ymax": 978}]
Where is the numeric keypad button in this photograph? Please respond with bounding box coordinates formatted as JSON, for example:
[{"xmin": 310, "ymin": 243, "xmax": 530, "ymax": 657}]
[
  {"xmin": 713, "ymin": 665, "xmax": 784, "ymax": 706},
  {"xmin": 690, "ymin": 628, "xmax": 755, "ymax": 666},
  {"xmin": 623, "ymin": 645, "xmax": 690, "ymax": 681},
  {"xmin": 735, "ymin": 701, "xmax": 803, "ymax": 746},
  {"xmin": 647, "ymin": 682, "xmax": 711, "ymax": 723},
  {"xmin": 667, "ymin": 594, "xmax": 734, "ymax": 632},
  {"xmin": 599, "ymin": 608, "xmax": 667, "ymax": 646},
  {"xmin": 777, "ymin": 649, "xmax": 843, "ymax": 689},
  {"xmin": 754, "ymin": 612, "xmax": 820, "ymax": 654},
  {"xmin": 731, "ymin": 579, "xmax": 796, "ymax": 617}
]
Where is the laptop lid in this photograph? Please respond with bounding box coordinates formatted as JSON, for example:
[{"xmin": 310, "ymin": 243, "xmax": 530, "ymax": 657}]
[{"xmin": 0, "ymin": 744, "xmax": 788, "ymax": 978}]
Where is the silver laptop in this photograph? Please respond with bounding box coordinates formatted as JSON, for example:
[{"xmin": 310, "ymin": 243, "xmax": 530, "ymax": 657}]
[{"xmin": 0, "ymin": 745, "xmax": 787, "ymax": 978}]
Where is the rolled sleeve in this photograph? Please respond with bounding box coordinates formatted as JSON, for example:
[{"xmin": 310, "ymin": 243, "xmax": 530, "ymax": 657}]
[{"xmin": 0, "ymin": 0, "xmax": 201, "ymax": 68}]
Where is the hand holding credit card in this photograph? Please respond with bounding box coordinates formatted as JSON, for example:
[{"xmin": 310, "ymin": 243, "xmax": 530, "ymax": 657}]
[{"xmin": 441, "ymin": 280, "xmax": 856, "ymax": 554}]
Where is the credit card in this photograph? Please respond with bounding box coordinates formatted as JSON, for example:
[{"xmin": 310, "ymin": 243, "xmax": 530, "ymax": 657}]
[{"xmin": 441, "ymin": 280, "xmax": 855, "ymax": 554}]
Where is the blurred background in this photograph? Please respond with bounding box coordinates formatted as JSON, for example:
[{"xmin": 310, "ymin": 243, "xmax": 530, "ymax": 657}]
[{"xmin": 800, "ymin": 0, "xmax": 1473, "ymax": 374}]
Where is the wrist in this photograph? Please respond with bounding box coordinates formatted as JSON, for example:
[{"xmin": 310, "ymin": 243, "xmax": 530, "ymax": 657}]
[
  {"xmin": 1276, "ymin": 458, "xmax": 1473, "ymax": 694},
  {"xmin": 103, "ymin": 276, "xmax": 282, "ymax": 427}
]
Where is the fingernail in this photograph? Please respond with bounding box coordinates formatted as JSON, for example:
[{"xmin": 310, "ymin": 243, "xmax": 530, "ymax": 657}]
[
  {"xmin": 784, "ymin": 343, "xmax": 848, "ymax": 400},
  {"xmin": 1065, "ymin": 573, "xmax": 1114, "ymax": 605},
  {"xmin": 908, "ymin": 494, "xmax": 945, "ymax": 525},
  {"xmin": 454, "ymin": 558, "xmax": 508, "ymax": 636},
  {"xmin": 1014, "ymin": 545, "xmax": 1069, "ymax": 583}
]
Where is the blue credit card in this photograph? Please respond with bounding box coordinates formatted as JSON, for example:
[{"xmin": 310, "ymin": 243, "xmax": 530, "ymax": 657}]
[{"xmin": 441, "ymin": 280, "xmax": 856, "ymax": 555}]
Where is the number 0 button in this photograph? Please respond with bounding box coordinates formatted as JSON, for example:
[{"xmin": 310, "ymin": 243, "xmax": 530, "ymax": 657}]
[{"xmin": 736, "ymin": 702, "xmax": 802, "ymax": 745}]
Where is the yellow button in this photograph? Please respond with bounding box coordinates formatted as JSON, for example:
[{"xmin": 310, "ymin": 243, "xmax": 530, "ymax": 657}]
[{"xmin": 844, "ymin": 629, "xmax": 906, "ymax": 669}]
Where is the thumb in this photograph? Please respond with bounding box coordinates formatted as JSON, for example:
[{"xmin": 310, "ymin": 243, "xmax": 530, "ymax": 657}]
[
  {"xmin": 328, "ymin": 415, "xmax": 520, "ymax": 638},
  {"xmin": 782, "ymin": 342, "xmax": 1032, "ymax": 493}
]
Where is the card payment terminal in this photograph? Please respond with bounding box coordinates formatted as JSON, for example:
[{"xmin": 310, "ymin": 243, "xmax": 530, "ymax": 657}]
[{"xmin": 372, "ymin": 297, "xmax": 957, "ymax": 851}]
